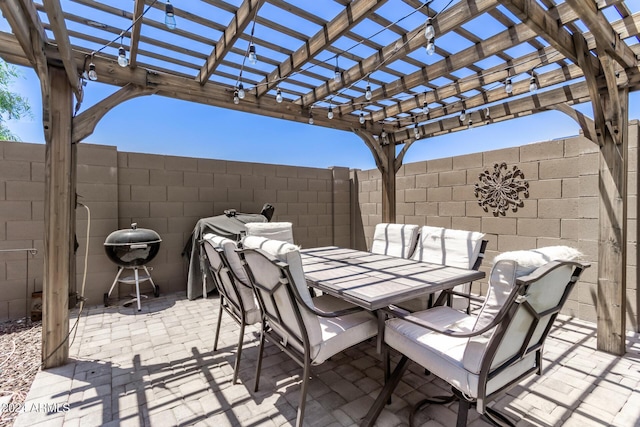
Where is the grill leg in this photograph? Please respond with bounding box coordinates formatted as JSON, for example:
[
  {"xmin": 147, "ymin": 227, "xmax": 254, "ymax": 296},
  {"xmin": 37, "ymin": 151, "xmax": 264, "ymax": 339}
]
[
  {"xmin": 134, "ymin": 267, "xmax": 142, "ymax": 311},
  {"xmin": 107, "ymin": 267, "xmax": 124, "ymax": 298}
]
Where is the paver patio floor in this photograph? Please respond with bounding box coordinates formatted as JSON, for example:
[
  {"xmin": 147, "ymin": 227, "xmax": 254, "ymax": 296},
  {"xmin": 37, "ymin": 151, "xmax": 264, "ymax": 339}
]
[{"xmin": 12, "ymin": 291, "xmax": 640, "ymax": 427}]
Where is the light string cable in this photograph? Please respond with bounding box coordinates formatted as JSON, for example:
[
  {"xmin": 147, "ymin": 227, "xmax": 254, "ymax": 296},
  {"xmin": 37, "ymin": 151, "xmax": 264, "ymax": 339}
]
[
  {"xmin": 324, "ymin": 0, "xmax": 455, "ymax": 116},
  {"xmin": 393, "ymin": 49, "xmax": 564, "ymax": 128},
  {"xmin": 242, "ymin": 0, "xmax": 434, "ymax": 96},
  {"xmin": 235, "ymin": 5, "xmax": 259, "ymax": 90}
]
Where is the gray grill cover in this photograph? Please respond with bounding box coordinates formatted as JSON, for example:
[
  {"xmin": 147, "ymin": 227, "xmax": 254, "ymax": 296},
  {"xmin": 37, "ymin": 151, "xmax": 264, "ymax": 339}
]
[{"xmin": 184, "ymin": 212, "xmax": 268, "ymax": 300}]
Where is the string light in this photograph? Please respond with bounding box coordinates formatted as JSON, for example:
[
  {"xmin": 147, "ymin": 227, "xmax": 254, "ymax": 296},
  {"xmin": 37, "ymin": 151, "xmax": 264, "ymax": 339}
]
[
  {"xmin": 237, "ymin": 82, "xmax": 245, "ymax": 99},
  {"xmin": 233, "ymin": 90, "xmax": 240, "ymax": 104},
  {"xmin": 414, "ymin": 125, "xmax": 420, "ymax": 139},
  {"xmin": 424, "ymin": 17, "xmax": 435, "ymax": 41},
  {"xmin": 164, "ymin": 0, "xmax": 176, "ymax": 30},
  {"xmin": 117, "ymin": 45, "xmax": 128, "ymax": 67},
  {"xmin": 529, "ymin": 75, "xmax": 538, "ymax": 93},
  {"xmin": 359, "ymin": 110, "xmax": 365, "ymax": 124},
  {"xmin": 459, "ymin": 109, "xmax": 466, "ymax": 121},
  {"xmin": 426, "ymin": 40, "xmax": 436, "ymax": 55},
  {"xmin": 365, "ymin": 81, "xmax": 372, "ymax": 101},
  {"xmin": 505, "ymin": 78, "xmax": 513, "ymax": 94},
  {"xmin": 422, "ymin": 102, "xmax": 429, "ymax": 115},
  {"xmin": 334, "ymin": 56, "xmax": 342, "ymax": 83},
  {"xmin": 248, "ymin": 43, "xmax": 257, "ymax": 65},
  {"xmin": 328, "ymin": 105, "xmax": 334, "ymax": 119},
  {"xmin": 308, "ymin": 111, "xmax": 314, "ymax": 125},
  {"xmin": 87, "ymin": 62, "xmax": 98, "ymax": 81},
  {"xmin": 276, "ymin": 87, "xmax": 283, "ymax": 103},
  {"xmin": 381, "ymin": 129, "xmax": 388, "ymax": 144}
]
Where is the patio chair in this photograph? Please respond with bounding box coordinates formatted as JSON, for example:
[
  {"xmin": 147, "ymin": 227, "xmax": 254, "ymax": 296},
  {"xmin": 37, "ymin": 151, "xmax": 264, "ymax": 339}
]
[
  {"xmin": 201, "ymin": 234, "xmax": 261, "ymax": 384},
  {"xmin": 370, "ymin": 223, "xmax": 420, "ymax": 259},
  {"xmin": 240, "ymin": 236, "xmax": 378, "ymax": 427},
  {"xmin": 363, "ymin": 246, "xmax": 589, "ymax": 427},
  {"xmin": 399, "ymin": 226, "xmax": 487, "ymax": 312},
  {"xmin": 244, "ymin": 221, "xmax": 294, "ymax": 243}
]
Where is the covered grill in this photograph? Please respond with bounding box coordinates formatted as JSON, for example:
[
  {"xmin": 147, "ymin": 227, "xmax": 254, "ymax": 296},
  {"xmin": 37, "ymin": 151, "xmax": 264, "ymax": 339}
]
[
  {"xmin": 104, "ymin": 223, "xmax": 161, "ymax": 311},
  {"xmin": 104, "ymin": 223, "xmax": 162, "ymax": 267}
]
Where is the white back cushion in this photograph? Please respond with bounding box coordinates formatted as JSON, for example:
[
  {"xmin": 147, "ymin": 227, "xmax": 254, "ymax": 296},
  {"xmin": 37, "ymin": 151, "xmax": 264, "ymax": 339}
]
[
  {"xmin": 245, "ymin": 222, "xmax": 294, "ymax": 243},
  {"xmin": 242, "ymin": 236, "xmax": 322, "ymax": 348},
  {"xmin": 493, "ymin": 245, "xmax": 583, "ymax": 277},
  {"xmin": 371, "ymin": 223, "xmax": 420, "ymax": 259},
  {"xmin": 203, "ymin": 234, "xmax": 257, "ymax": 314},
  {"xmin": 412, "ymin": 226, "xmax": 485, "ymax": 268}
]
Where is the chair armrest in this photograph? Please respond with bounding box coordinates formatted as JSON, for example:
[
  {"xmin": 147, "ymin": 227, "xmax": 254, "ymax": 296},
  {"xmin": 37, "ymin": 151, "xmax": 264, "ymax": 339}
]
[{"xmin": 383, "ymin": 303, "xmax": 512, "ymax": 338}]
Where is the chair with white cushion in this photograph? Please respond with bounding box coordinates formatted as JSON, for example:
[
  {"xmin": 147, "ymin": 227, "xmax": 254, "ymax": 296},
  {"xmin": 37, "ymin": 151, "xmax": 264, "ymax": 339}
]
[
  {"xmin": 244, "ymin": 221, "xmax": 294, "ymax": 243},
  {"xmin": 363, "ymin": 246, "xmax": 589, "ymax": 427},
  {"xmin": 398, "ymin": 226, "xmax": 487, "ymax": 312},
  {"xmin": 201, "ymin": 234, "xmax": 261, "ymax": 384},
  {"xmin": 240, "ymin": 236, "xmax": 378, "ymax": 427},
  {"xmin": 370, "ymin": 223, "xmax": 420, "ymax": 259}
]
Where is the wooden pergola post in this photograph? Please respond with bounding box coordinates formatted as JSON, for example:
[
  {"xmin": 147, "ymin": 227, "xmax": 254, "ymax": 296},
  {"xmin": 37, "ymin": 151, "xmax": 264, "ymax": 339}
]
[{"xmin": 42, "ymin": 66, "xmax": 76, "ymax": 368}]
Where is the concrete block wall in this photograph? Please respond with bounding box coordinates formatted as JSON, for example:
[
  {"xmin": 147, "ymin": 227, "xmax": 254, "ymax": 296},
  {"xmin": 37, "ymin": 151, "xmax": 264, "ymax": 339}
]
[
  {"xmin": 0, "ymin": 142, "xmax": 350, "ymax": 321},
  {"xmin": 355, "ymin": 121, "xmax": 639, "ymax": 330}
]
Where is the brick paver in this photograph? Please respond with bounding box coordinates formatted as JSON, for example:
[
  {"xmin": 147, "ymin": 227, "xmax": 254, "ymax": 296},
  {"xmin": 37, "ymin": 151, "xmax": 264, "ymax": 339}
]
[{"xmin": 11, "ymin": 292, "xmax": 640, "ymax": 427}]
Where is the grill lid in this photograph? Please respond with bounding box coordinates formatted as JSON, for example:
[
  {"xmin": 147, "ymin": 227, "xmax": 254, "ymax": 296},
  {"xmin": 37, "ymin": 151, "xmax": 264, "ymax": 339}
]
[{"xmin": 104, "ymin": 223, "xmax": 162, "ymax": 246}]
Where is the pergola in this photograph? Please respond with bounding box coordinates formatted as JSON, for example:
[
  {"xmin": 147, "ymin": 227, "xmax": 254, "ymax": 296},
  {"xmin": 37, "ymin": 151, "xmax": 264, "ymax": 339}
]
[{"xmin": 0, "ymin": 0, "xmax": 638, "ymax": 367}]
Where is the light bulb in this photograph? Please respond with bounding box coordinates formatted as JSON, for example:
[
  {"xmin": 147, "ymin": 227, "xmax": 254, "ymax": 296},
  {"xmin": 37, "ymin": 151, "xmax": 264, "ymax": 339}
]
[
  {"xmin": 165, "ymin": 1, "xmax": 176, "ymax": 30},
  {"xmin": 365, "ymin": 84, "xmax": 372, "ymax": 101},
  {"xmin": 248, "ymin": 43, "xmax": 257, "ymax": 65},
  {"xmin": 426, "ymin": 41, "xmax": 435, "ymax": 55},
  {"xmin": 328, "ymin": 106, "xmax": 334, "ymax": 120},
  {"xmin": 237, "ymin": 83, "xmax": 245, "ymax": 99},
  {"xmin": 308, "ymin": 114, "xmax": 314, "ymax": 125},
  {"xmin": 459, "ymin": 109, "xmax": 466, "ymax": 122},
  {"xmin": 359, "ymin": 112, "xmax": 365, "ymax": 124},
  {"xmin": 414, "ymin": 126, "xmax": 420, "ymax": 138},
  {"xmin": 424, "ymin": 17, "xmax": 435, "ymax": 41},
  {"xmin": 117, "ymin": 46, "xmax": 128, "ymax": 67},
  {"xmin": 276, "ymin": 88, "xmax": 283, "ymax": 103},
  {"xmin": 468, "ymin": 118, "xmax": 473, "ymax": 127},
  {"xmin": 87, "ymin": 63, "xmax": 97, "ymax": 81},
  {"xmin": 334, "ymin": 66, "xmax": 341, "ymax": 83},
  {"xmin": 505, "ymin": 78, "xmax": 513, "ymax": 94},
  {"xmin": 422, "ymin": 102, "xmax": 429, "ymax": 115},
  {"xmin": 233, "ymin": 90, "xmax": 240, "ymax": 104},
  {"xmin": 529, "ymin": 76, "xmax": 538, "ymax": 93}
]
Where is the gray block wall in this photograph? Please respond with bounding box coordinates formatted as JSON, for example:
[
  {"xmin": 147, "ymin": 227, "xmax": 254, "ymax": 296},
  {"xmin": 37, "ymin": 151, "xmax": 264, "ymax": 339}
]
[{"xmin": 355, "ymin": 121, "xmax": 639, "ymax": 331}]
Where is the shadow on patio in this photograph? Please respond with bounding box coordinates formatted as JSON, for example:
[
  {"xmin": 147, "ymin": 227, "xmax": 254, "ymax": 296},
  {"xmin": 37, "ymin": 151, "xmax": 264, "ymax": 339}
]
[{"xmin": 12, "ymin": 292, "xmax": 640, "ymax": 427}]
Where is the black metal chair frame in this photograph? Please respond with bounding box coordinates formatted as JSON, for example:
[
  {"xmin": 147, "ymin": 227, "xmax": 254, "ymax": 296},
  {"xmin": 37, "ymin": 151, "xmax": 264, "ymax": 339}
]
[
  {"xmin": 363, "ymin": 260, "xmax": 589, "ymax": 427},
  {"xmin": 200, "ymin": 239, "xmax": 255, "ymax": 385},
  {"xmin": 239, "ymin": 247, "xmax": 364, "ymax": 427}
]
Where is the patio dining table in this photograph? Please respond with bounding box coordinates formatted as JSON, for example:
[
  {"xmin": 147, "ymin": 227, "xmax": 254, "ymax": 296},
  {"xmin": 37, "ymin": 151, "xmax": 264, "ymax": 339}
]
[{"xmin": 300, "ymin": 246, "xmax": 485, "ymax": 351}]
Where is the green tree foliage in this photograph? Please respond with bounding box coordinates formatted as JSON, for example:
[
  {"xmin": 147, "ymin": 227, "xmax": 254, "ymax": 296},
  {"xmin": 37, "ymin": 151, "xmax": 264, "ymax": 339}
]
[{"xmin": 0, "ymin": 59, "xmax": 31, "ymax": 141}]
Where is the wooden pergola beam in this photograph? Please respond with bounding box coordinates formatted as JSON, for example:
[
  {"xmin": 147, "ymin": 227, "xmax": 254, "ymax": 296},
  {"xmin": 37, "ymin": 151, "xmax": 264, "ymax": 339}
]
[
  {"xmin": 565, "ymin": 0, "xmax": 637, "ymax": 69},
  {"xmin": 255, "ymin": 0, "xmax": 386, "ymax": 97},
  {"xmin": 336, "ymin": 21, "xmax": 538, "ymax": 116},
  {"xmin": 42, "ymin": 0, "xmax": 82, "ymax": 100},
  {"xmin": 195, "ymin": 0, "xmax": 265, "ymax": 84},
  {"xmin": 394, "ymin": 80, "xmax": 592, "ymax": 141},
  {"xmin": 128, "ymin": 0, "xmax": 146, "ymax": 69},
  {"xmin": 298, "ymin": 0, "xmax": 498, "ymax": 107},
  {"xmin": 72, "ymin": 83, "xmax": 157, "ymax": 143},
  {"xmin": 549, "ymin": 103, "xmax": 598, "ymax": 142},
  {"xmin": 498, "ymin": 0, "xmax": 580, "ymax": 65}
]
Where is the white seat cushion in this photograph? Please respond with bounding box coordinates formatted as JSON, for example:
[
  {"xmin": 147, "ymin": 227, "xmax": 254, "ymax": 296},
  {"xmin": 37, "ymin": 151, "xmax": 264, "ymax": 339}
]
[
  {"xmin": 385, "ymin": 306, "xmax": 536, "ymax": 399},
  {"xmin": 245, "ymin": 222, "xmax": 294, "ymax": 243},
  {"xmin": 493, "ymin": 246, "xmax": 582, "ymax": 277},
  {"xmin": 371, "ymin": 223, "xmax": 420, "ymax": 259},
  {"xmin": 312, "ymin": 294, "xmax": 377, "ymax": 364}
]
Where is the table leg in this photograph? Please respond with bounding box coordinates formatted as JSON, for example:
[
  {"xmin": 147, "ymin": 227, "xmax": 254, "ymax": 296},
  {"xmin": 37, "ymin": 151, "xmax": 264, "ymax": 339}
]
[{"xmin": 376, "ymin": 310, "xmax": 386, "ymax": 354}]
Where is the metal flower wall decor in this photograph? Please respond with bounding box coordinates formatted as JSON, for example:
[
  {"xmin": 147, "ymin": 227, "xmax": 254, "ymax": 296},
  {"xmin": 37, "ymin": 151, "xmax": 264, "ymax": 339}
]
[{"xmin": 474, "ymin": 162, "xmax": 529, "ymax": 216}]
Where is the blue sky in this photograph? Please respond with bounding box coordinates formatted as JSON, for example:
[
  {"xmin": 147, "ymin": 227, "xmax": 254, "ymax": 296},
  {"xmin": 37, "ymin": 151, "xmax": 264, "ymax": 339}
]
[{"xmin": 3, "ymin": 1, "xmax": 640, "ymax": 171}]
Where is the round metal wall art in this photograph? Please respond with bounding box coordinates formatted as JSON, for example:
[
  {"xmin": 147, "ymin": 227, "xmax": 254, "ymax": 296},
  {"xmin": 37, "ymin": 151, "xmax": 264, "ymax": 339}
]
[{"xmin": 474, "ymin": 162, "xmax": 529, "ymax": 216}]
